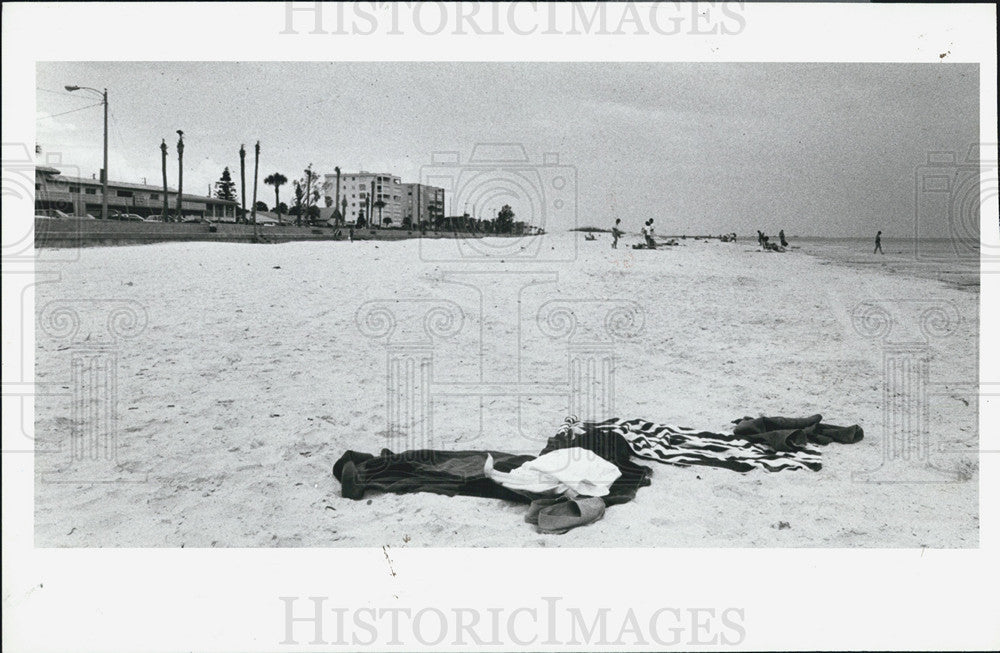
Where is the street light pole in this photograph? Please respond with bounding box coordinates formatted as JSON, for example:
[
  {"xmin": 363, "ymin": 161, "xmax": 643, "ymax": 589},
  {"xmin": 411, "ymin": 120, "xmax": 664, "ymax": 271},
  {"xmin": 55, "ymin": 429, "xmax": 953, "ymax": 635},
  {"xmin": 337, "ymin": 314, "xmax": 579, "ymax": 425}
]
[
  {"xmin": 65, "ymin": 85, "xmax": 109, "ymax": 220},
  {"xmin": 101, "ymin": 88, "xmax": 108, "ymax": 221}
]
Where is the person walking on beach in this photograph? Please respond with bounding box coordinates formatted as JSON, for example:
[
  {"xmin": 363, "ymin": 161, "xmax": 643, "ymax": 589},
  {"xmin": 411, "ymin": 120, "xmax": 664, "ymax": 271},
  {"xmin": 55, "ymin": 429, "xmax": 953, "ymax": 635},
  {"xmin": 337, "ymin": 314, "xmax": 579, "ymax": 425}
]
[
  {"xmin": 874, "ymin": 230, "xmax": 883, "ymax": 254},
  {"xmin": 612, "ymin": 218, "xmax": 622, "ymax": 249}
]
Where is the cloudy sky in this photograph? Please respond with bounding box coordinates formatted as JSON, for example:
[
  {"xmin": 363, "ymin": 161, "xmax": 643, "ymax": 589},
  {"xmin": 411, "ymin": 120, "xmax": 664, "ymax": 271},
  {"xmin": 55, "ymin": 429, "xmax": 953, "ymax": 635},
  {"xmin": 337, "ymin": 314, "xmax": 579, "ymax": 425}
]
[{"xmin": 36, "ymin": 62, "xmax": 977, "ymax": 236}]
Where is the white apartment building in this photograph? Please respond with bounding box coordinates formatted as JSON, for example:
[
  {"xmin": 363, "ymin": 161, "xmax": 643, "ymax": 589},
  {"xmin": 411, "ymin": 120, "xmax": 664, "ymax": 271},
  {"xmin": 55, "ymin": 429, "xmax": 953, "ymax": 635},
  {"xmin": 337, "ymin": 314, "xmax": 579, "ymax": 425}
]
[
  {"xmin": 323, "ymin": 172, "xmax": 403, "ymax": 226},
  {"xmin": 402, "ymin": 183, "xmax": 446, "ymax": 226}
]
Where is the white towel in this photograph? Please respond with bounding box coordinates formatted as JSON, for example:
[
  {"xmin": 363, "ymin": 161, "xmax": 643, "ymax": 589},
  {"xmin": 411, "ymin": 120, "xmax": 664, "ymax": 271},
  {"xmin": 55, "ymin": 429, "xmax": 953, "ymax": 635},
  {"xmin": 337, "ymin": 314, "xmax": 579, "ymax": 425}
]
[{"xmin": 485, "ymin": 447, "xmax": 621, "ymax": 497}]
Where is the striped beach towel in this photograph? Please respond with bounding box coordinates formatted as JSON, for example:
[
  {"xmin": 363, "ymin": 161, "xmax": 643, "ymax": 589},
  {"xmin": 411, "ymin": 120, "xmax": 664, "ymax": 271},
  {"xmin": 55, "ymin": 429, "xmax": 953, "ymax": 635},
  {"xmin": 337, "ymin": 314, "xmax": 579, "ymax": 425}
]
[{"xmin": 559, "ymin": 417, "xmax": 824, "ymax": 473}]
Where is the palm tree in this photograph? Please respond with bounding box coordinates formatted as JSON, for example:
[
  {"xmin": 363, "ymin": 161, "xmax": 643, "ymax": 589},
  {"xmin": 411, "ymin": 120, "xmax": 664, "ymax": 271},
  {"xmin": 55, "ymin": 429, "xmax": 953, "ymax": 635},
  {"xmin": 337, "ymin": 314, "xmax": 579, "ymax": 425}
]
[
  {"xmin": 264, "ymin": 172, "xmax": 287, "ymax": 224},
  {"xmin": 374, "ymin": 198, "xmax": 386, "ymax": 227},
  {"xmin": 333, "ymin": 166, "xmax": 342, "ymax": 226}
]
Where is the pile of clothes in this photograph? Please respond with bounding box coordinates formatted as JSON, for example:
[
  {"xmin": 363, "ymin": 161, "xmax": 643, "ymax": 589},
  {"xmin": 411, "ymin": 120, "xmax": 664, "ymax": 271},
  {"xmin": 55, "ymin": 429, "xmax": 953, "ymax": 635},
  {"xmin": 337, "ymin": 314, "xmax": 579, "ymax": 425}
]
[{"xmin": 332, "ymin": 413, "xmax": 863, "ymax": 534}]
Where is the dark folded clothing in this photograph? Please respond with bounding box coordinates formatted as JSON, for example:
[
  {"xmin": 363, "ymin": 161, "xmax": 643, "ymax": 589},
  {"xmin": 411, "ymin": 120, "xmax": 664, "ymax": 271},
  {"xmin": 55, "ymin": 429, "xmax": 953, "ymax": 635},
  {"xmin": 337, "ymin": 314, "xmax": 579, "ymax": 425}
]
[
  {"xmin": 333, "ymin": 425, "xmax": 654, "ymax": 511},
  {"xmin": 731, "ymin": 415, "xmax": 863, "ymax": 451},
  {"xmin": 332, "ymin": 448, "xmax": 537, "ymax": 502}
]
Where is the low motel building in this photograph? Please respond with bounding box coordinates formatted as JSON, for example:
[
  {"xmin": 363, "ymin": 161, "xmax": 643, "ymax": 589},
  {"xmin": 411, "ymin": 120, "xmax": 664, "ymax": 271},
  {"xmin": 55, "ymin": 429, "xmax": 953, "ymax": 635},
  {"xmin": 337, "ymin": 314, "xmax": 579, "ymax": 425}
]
[{"xmin": 35, "ymin": 165, "xmax": 240, "ymax": 220}]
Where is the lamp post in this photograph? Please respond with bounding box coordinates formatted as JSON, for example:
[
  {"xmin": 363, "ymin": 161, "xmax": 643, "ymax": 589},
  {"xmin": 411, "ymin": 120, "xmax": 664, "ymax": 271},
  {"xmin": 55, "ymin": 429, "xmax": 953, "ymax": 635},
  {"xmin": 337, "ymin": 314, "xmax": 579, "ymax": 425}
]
[{"xmin": 65, "ymin": 85, "xmax": 108, "ymax": 220}]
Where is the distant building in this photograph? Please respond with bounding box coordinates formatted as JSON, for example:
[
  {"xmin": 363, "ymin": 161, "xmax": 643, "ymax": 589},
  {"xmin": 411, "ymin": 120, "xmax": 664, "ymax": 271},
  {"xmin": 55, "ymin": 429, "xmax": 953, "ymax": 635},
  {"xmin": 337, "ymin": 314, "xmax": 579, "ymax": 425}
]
[
  {"xmin": 402, "ymin": 183, "xmax": 445, "ymax": 227},
  {"xmin": 34, "ymin": 165, "xmax": 239, "ymax": 220},
  {"xmin": 323, "ymin": 171, "xmax": 403, "ymax": 226}
]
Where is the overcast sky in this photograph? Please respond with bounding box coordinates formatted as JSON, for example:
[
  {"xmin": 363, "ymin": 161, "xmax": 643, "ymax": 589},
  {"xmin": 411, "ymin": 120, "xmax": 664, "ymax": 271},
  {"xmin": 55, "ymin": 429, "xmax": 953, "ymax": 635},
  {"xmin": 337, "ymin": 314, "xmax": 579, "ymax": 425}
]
[{"xmin": 36, "ymin": 62, "xmax": 977, "ymax": 236}]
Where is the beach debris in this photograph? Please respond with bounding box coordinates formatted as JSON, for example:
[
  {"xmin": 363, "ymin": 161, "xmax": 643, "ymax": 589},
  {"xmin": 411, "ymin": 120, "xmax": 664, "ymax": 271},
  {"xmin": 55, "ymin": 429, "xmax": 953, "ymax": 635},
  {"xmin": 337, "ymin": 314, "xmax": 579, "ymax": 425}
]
[
  {"xmin": 269, "ymin": 413, "xmax": 280, "ymax": 417},
  {"xmin": 773, "ymin": 521, "xmax": 791, "ymax": 530},
  {"xmin": 272, "ymin": 265, "xmax": 281, "ymax": 269},
  {"xmin": 382, "ymin": 545, "xmax": 397, "ymax": 577}
]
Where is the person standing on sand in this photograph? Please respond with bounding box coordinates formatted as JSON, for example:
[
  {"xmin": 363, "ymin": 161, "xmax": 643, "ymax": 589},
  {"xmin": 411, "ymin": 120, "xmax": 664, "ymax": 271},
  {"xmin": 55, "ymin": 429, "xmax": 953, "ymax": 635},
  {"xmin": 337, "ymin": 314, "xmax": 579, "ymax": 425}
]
[
  {"xmin": 874, "ymin": 230, "xmax": 883, "ymax": 254},
  {"xmin": 779, "ymin": 230, "xmax": 788, "ymax": 247},
  {"xmin": 612, "ymin": 218, "xmax": 622, "ymax": 249},
  {"xmin": 647, "ymin": 219, "xmax": 656, "ymax": 248}
]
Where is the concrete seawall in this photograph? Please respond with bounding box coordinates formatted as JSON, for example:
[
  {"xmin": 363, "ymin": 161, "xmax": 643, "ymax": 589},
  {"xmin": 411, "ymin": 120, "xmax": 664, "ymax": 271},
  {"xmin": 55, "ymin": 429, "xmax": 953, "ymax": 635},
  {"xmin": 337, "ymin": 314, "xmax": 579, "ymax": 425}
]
[{"xmin": 33, "ymin": 218, "xmax": 500, "ymax": 248}]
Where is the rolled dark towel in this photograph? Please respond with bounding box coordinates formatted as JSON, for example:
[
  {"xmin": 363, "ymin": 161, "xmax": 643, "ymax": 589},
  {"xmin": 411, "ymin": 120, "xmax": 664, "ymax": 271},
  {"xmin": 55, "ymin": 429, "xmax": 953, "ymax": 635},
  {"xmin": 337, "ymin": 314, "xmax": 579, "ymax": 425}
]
[
  {"xmin": 732, "ymin": 414, "xmax": 823, "ymax": 435},
  {"xmin": 730, "ymin": 415, "xmax": 863, "ymax": 450},
  {"xmin": 811, "ymin": 422, "xmax": 865, "ymax": 444}
]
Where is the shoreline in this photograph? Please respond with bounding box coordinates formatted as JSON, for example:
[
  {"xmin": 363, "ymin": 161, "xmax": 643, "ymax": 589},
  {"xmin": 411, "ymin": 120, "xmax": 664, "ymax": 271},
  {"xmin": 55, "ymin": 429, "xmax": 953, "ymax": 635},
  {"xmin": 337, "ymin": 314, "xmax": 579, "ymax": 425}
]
[{"xmin": 790, "ymin": 239, "xmax": 979, "ymax": 293}]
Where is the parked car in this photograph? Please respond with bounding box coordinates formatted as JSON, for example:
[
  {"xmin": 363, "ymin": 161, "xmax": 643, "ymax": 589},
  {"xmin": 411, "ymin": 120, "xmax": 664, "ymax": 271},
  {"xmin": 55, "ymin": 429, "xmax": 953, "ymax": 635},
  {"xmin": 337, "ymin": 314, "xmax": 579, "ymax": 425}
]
[
  {"xmin": 110, "ymin": 212, "xmax": 144, "ymax": 221},
  {"xmin": 35, "ymin": 209, "xmax": 72, "ymax": 219}
]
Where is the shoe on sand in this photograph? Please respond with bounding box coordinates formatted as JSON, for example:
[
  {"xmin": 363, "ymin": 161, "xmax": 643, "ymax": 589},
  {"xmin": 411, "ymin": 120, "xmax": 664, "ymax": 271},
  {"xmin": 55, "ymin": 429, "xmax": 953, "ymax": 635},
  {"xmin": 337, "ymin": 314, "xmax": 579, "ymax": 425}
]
[
  {"xmin": 524, "ymin": 496, "xmax": 569, "ymax": 524},
  {"xmin": 536, "ymin": 497, "xmax": 606, "ymax": 534},
  {"xmin": 340, "ymin": 461, "xmax": 365, "ymax": 500}
]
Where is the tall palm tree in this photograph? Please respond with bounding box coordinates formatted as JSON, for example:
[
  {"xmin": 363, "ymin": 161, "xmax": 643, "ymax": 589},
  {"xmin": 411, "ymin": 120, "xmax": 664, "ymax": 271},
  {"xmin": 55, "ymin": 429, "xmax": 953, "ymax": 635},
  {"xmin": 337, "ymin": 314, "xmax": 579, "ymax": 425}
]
[
  {"xmin": 175, "ymin": 130, "xmax": 184, "ymax": 218},
  {"xmin": 239, "ymin": 144, "xmax": 247, "ymax": 222},
  {"xmin": 333, "ymin": 166, "xmax": 342, "ymax": 225},
  {"xmin": 303, "ymin": 164, "xmax": 316, "ymax": 225},
  {"xmin": 264, "ymin": 172, "xmax": 287, "ymax": 224},
  {"xmin": 160, "ymin": 139, "xmax": 168, "ymax": 220}
]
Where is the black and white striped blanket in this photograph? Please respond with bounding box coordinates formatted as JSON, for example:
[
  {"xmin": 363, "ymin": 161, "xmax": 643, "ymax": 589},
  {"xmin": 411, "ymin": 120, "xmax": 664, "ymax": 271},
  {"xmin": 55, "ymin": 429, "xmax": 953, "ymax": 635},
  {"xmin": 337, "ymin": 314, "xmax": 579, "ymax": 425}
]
[{"xmin": 559, "ymin": 417, "xmax": 824, "ymax": 473}]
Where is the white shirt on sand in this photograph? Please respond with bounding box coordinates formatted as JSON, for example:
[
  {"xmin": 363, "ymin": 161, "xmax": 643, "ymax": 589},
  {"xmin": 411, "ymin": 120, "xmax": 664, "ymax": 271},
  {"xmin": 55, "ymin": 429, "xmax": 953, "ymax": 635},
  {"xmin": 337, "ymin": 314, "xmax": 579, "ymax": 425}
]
[{"xmin": 484, "ymin": 447, "xmax": 621, "ymax": 497}]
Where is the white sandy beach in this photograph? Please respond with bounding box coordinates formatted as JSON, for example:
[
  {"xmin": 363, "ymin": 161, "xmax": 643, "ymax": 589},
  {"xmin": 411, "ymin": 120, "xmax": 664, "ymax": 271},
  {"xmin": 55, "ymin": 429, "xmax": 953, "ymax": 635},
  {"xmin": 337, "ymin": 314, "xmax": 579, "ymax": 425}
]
[{"xmin": 33, "ymin": 233, "xmax": 979, "ymax": 547}]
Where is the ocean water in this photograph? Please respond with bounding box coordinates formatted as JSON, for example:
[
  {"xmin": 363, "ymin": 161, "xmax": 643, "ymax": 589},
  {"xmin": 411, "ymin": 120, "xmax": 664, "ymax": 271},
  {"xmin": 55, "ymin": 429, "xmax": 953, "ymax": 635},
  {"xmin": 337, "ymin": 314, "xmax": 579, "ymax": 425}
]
[{"xmin": 789, "ymin": 236, "xmax": 980, "ymax": 291}]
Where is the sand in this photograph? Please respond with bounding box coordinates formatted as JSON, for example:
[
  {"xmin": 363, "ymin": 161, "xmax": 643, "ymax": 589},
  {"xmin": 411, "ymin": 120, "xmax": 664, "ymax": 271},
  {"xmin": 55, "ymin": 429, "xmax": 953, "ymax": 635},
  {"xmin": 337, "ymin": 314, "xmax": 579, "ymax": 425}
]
[{"xmin": 33, "ymin": 233, "xmax": 979, "ymax": 547}]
